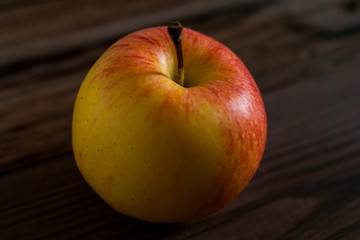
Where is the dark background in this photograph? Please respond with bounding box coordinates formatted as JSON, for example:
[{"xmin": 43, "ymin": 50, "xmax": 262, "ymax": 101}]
[{"xmin": 1, "ymin": 0, "xmax": 360, "ymax": 239}]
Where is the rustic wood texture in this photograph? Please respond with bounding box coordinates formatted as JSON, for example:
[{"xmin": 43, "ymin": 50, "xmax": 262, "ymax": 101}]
[{"xmin": 1, "ymin": 0, "xmax": 360, "ymax": 239}]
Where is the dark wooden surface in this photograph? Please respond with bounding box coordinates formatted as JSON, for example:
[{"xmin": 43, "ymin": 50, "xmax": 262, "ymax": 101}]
[{"xmin": 1, "ymin": 0, "xmax": 360, "ymax": 239}]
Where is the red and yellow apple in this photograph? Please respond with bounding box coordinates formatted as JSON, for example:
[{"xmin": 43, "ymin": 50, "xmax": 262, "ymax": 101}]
[{"xmin": 72, "ymin": 22, "xmax": 266, "ymax": 223}]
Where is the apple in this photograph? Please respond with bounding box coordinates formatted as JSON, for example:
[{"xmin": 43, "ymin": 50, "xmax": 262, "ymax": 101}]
[{"xmin": 72, "ymin": 21, "xmax": 266, "ymax": 223}]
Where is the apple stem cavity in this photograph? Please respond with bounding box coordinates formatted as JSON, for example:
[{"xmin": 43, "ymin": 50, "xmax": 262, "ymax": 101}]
[{"xmin": 167, "ymin": 20, "xmax": 185, "ymax": 87}]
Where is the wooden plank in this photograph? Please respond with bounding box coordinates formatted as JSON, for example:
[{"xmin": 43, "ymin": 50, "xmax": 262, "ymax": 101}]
[
  {"xmin": 1, "ymin": 57, "xmax": 359, "ymax": 240},
  {"xmin": 0, "ymin": 0, "xmax": 266, "ymax": 67}
]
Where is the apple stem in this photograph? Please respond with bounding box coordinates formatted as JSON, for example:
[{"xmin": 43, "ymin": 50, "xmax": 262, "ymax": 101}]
[{"xmin": 167, "ymin": 20, "xmax": 185, "ymax": 87}]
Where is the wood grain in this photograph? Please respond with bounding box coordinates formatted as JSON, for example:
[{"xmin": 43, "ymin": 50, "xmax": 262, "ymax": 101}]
[{"xmin": 1, "ymin": 0, "xmax": 360, "ymax": 239}]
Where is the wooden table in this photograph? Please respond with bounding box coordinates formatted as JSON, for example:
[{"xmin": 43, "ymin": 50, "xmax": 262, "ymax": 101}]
[{"xmin": 1, "ymin": 0, "xmax": 360, "ymax": 239}]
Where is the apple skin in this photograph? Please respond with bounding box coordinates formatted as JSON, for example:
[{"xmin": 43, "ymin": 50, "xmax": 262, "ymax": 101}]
[{"xmin": 72, "ymin": 26, "xmax": 266, "ymax": 223}]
